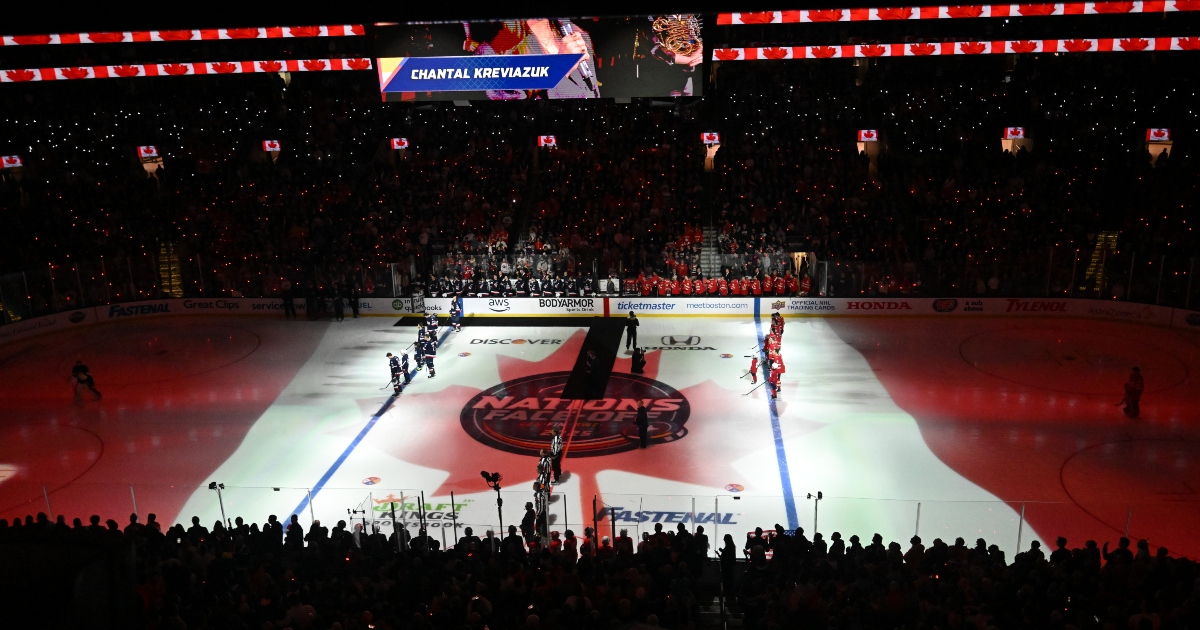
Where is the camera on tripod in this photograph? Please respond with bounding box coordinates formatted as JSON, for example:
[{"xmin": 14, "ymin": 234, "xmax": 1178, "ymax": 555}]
[{"xmin": 481, "ymin": 470, "xmax": 502, "ymax": 489}]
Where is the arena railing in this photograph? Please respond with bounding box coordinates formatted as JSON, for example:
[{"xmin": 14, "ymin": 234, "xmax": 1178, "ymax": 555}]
[{"xmin": 4, "ymin": 482, "xmax": 1168, "ymax": 559}]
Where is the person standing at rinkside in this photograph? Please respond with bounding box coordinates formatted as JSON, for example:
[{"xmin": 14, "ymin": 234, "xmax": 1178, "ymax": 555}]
[{"xmin": 625, "ymin": 311, "xmax": 639, "ymax": 351}]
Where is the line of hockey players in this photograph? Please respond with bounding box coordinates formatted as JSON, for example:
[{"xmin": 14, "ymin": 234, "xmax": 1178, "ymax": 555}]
[
  {"xmin": 629, "ymin": 270, "xmax": 812, "ymax": 297},
  {"xmin": 749, "ymin": 312, "xmax": 786, "ymax": 399},
  {"xmin": 387, "ymin": 310, "xmax": 452, "ymax": 395},
  {"xmin": 423, "ymin": 271, "xmax": 596, "ymax": 298}
]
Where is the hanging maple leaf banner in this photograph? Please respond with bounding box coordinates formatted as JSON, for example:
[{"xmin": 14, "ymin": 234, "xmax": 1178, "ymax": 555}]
[
  {"xmin": 701, "ymin": 132, "xmax": 721, "ymax": 145},
  {"xmin": 1146, "ymin": 128, "xmax": 1171, "ymax": 141},
  {"xmin": 711, "ymin": 37, "xmax": 1192, "ymax": 60},
  {"xmin": 538, "ymin": 135, "xmax": 557, "ymax": 148},
  {"xmin": 0, "ymin": 155, "xmax": 22, "ymax": 168},
  {"xmin": 718, "ymin": 2, "xmax": 1197, "ymax": 24},
  {"xmin": 391, "ymin": 138, "xmax": 410, "ymax": 150},
  {"xmin": 262, "ymin": 140, "xmax": 281, "ymax": 152},
  {"xmin": 137, "ymin": 146, "xmax": 159, "ymax": 159},
  {"xmin": 0, "ymin": 59, "xmax": 372, "ymax": 82},
  {"xmin": 0, "ymin": 25, "xmax": 364, "ymax": 46},
  {"xmin": 858, "ymin": 129, "xmax": 879, "ymax": 142},
  {"xmin": 1003, "ymin": 127, "xmax": 1025, "ymax": 139}
]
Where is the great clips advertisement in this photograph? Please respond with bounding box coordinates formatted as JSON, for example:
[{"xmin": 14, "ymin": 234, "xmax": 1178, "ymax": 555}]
[{"xmin": 376, "ymin": 15, "xmax": 703, "ymax": 101}]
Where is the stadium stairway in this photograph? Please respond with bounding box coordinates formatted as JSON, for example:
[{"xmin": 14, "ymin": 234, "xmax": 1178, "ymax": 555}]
[{"xmin": 701, "ymin": 226, "xmax": 722, "ymax": 276}]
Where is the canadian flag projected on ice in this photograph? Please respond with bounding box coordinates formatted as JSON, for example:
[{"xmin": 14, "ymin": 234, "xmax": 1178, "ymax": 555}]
[
  {"xmin": 262, "ymin": 140, "xmax": 281, "ymax": 152},
  {"xmin": 391, "ymin": 137, "xmax": 409, "ymax": 150},
  {"xmin": 1146, "ymin": 128, "xmax": 1170, "ymax": 142},
  {"xmin": 137, "ymin": 145, "xmax": 158, "ymax": 159},
  {"xmin": 1, "ymin": 155, "xmax": 22, "ymax": 168},
  {"xmin": 537, "ymin": 135, "xmax": 557, "ymax": 147},
  {"xmin": 701, "ymin": 132, "xmax": 721, "ymax": 145},
  {"xmin": 1003, "ymin": 127, "xmax": 1025, "ymax": 139},
  {"xmin": 857, "ymin": 129, "xmax": 879, "ymax": 142}
]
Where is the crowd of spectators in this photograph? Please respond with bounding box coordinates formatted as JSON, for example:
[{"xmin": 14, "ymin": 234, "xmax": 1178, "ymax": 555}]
[
  {"xmin": 1, "ymin": 48, "xmax": 1197, "ymax": 319},
  {"xmin": 3, "ymin": 509, "xmax": 1197, "ymax": 629}
]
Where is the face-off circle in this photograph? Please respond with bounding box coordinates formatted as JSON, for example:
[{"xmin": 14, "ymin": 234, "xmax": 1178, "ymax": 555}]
[{"xmin": 460, "ymin": 372, "xmax": 690, "ymax": 457}]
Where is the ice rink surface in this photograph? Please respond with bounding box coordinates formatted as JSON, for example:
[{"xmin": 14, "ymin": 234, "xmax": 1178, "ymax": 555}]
[{"xmin": 2, "ymin": 312, "xmax": 1198, "ymax": 557}]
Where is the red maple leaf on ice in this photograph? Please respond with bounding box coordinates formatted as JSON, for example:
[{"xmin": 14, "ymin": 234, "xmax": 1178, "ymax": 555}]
[
  {"xmin": 1064, "ymin": 39, "xmax": 1094, "ymax": 53},
  {"xmin": 1119, "ymin": 38, "xmax": 1149, "ymax": 51},
  {"xmin": 372, "ymin": 331, "xmax": 764, "ymax": 522},
  {"xmin": 4, "ymin": 69, "xmax": 36, "ymax": 82},
  {"xmin": 1092, "ymin": 2, "xmax": 1135, "ymax": 12},
  {"xmin": 876, "ymin": 8, "xmax": 913, "ymax": 20},
  {"xmin": 157, "ymin": 30, "xmax": 194, "ymax": 41},
  {"xmin": 258, "ymin": 60, "xmax": 284, "ymax": 72},
  {"xmin": 947, "ymin": 6, "xmax": 985, "ymax": 18},
  {"xmin": 960, "ymin": 42, "xmax": 987, "ymax": 55},
  {"xmin": 347, "ymin": 59, "xmax": 372, "ymax": 70},
  {"xmin": 909, "ymin": 43, "xmax": 937, "ymax": 56},
  {"xmin": 1011, "ymin": 40, "xmax": 1040, "ymax": 53},
  {"xmin": 808, "ymin": 9, "xmax": 845, "ymax": 21},
  {"xmin": 113, "ymin": 65, "xmax": 141, "ymax": 78},
  {"xmin": 761, "ymin": 47, "xmax": 789, "ymax": 59},
  {"xmin": 811, "ymin": 46, "xmax": 839, "ymax": 58},
  {"xmin": 860, "ymin": 45, "xmax": 887, "ymax": 57},
  {"xmin": 713, "ymin": 49, "xmax": 742, "ymax": 61},
  {"xmin": 303, "ymin": 59, "xmax": 327, "ymax": 71}
]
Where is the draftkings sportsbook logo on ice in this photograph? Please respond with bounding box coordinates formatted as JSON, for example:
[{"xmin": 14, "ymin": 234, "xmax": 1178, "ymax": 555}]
[{"xmin": 460, "ymin": 372, "xmax": 689, "ymax": 456}]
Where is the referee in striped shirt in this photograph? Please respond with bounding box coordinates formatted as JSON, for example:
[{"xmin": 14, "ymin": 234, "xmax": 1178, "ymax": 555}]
[{"xmin": 550, "ymin": 428, "xmax": 564, "ymax": 484}]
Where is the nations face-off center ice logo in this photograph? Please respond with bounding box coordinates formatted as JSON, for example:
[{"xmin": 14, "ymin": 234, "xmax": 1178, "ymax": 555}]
[{"xmin": 460, "ymin": 372, "xmax": 690, "ymax": 457}]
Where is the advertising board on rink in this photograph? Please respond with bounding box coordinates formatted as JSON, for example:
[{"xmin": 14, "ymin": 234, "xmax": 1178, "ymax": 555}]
[{"xmin": 462, "ymin": 296, "xmax": 606, "ymax": 316}]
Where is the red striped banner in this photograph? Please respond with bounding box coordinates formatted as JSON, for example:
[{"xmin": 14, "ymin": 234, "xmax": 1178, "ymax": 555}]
[
  {"xmin": 711, "ymin": 37, "xmax": 1196, "ymax": 59},
  {"xmin": 0, "ymin": 25, "xmax": 364, "ymax": 46},
  {"xmin": 0, "ymin": 58, "xmax": 373, "ymax": 82},
  {"xmin": 718, "ymin": 2, "xmax": 1198, "ymax": 24}
]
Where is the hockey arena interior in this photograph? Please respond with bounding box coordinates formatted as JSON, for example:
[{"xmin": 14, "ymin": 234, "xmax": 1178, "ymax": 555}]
[{"xmin": 2, "ymin": 4, "xmax": 1200, "ymax": 629}]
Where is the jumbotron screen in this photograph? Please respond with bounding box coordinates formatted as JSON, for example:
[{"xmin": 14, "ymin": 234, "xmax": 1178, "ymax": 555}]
[{"xmin": 375, "ymin": 15, "xmax": 703, "ymax": 102}]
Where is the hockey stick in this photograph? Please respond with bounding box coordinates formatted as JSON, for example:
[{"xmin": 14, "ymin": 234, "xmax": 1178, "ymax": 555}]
[{"xmin": 742, "ymin": 381, "xmax": 765, "ymax": 396}]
